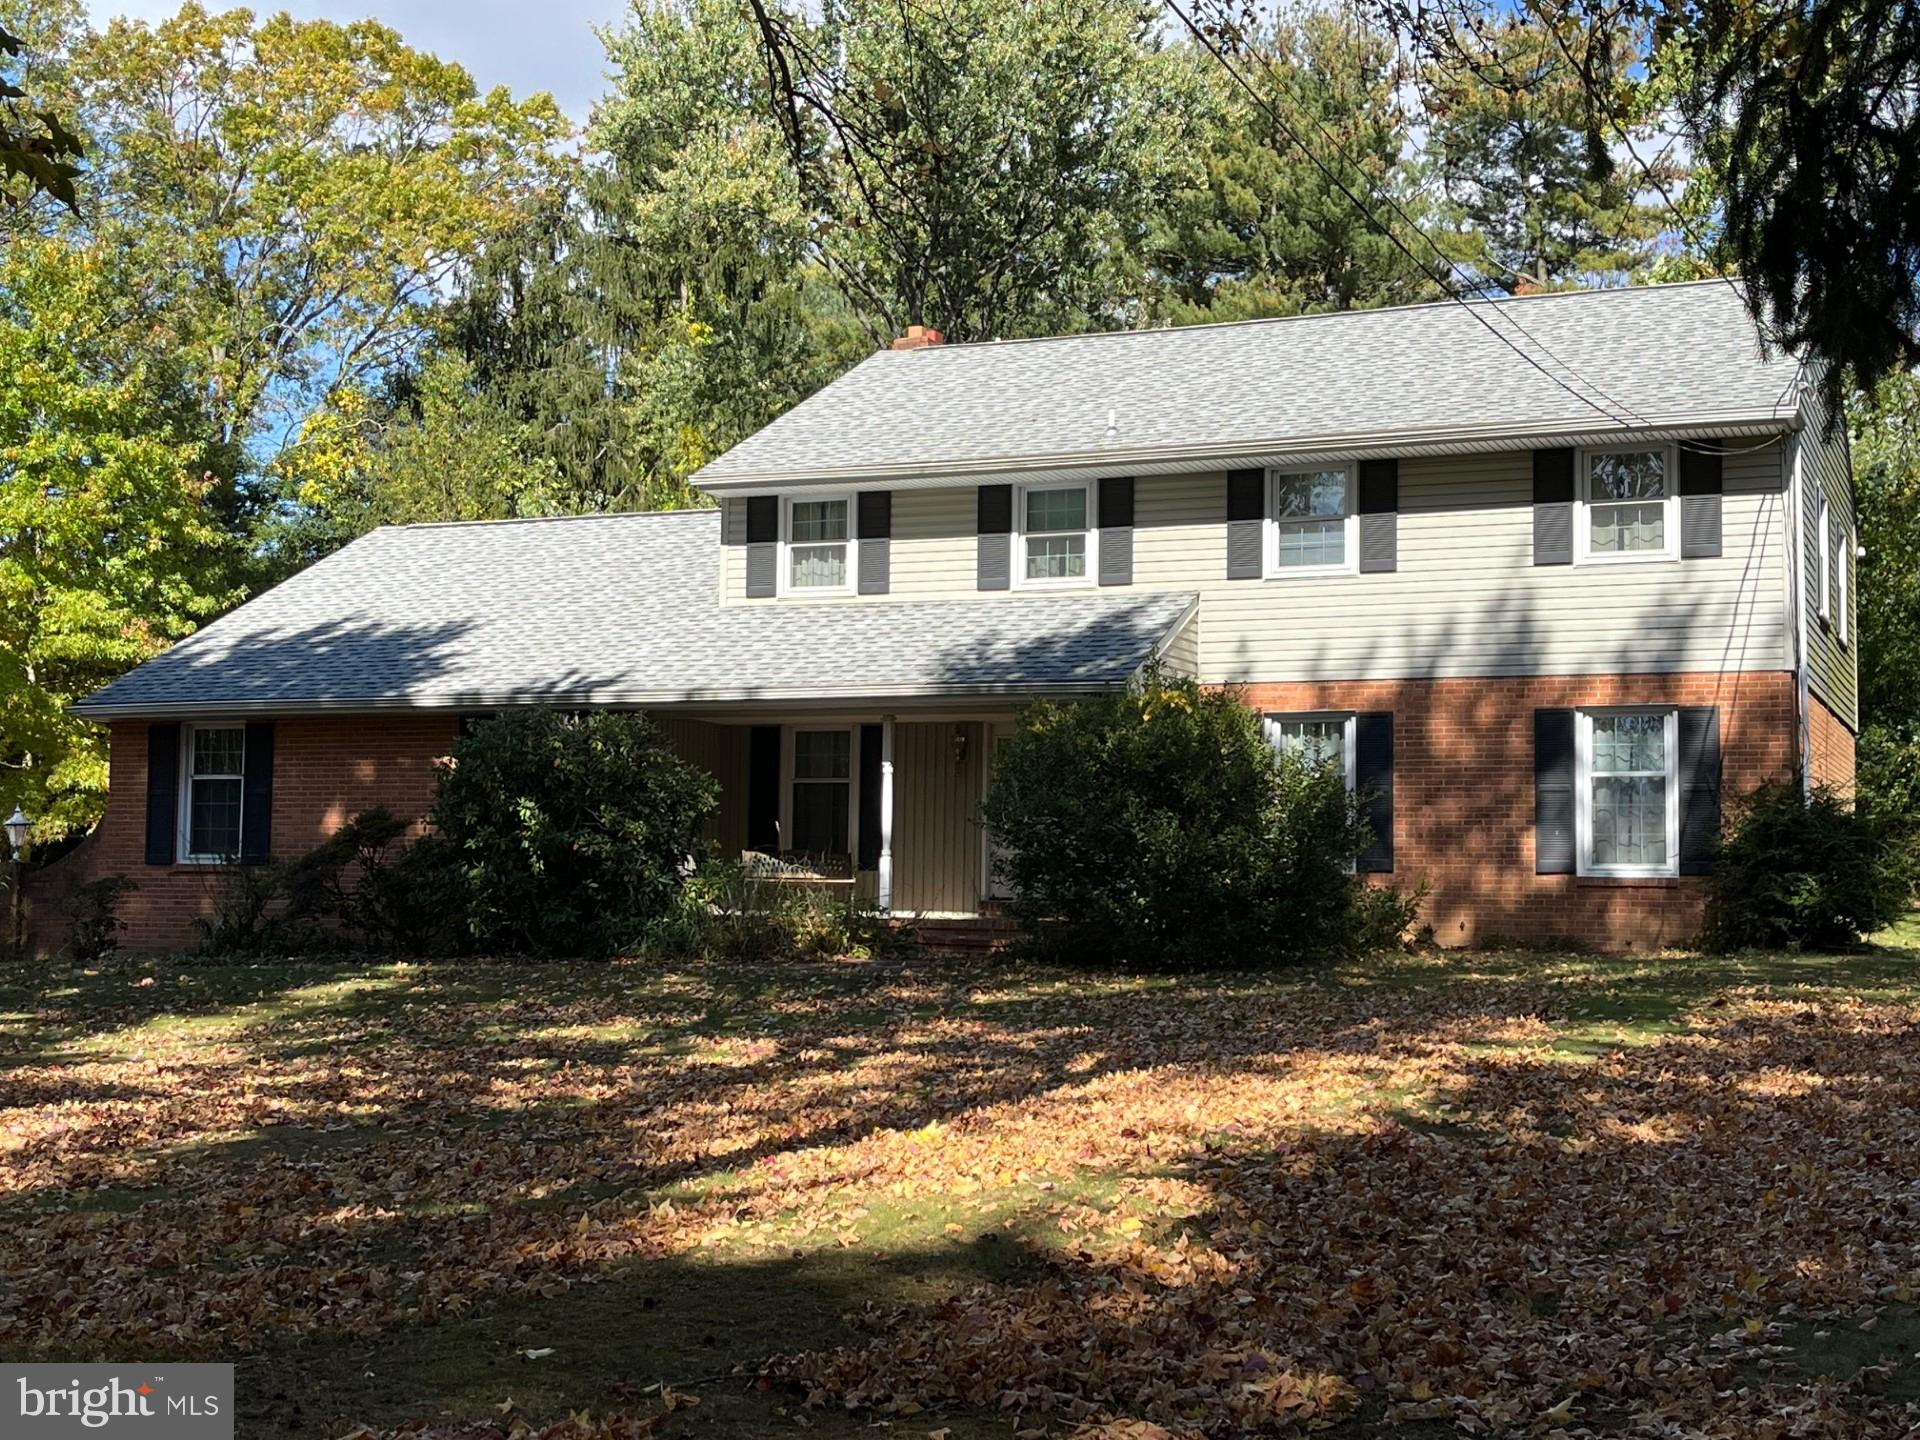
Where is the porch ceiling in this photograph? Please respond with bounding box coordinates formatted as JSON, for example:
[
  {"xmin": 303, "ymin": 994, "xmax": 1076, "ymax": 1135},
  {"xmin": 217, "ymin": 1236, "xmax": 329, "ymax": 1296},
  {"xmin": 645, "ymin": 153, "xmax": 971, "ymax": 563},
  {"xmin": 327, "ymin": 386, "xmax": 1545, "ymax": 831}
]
[{"xmin": 74, "ymin": 509, "xmax": 1199, "ymax": 718}]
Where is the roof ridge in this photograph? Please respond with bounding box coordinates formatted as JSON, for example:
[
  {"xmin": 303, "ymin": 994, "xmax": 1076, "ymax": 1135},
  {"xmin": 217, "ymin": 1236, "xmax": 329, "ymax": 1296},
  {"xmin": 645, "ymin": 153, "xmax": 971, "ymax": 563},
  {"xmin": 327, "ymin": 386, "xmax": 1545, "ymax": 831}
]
[
  {"xmin": 387, "ymin": 507, "xmax": 718, "ymax": 533},
  {"xmin": 876, "ymin": 278, "xmax": 1748, "ymax": 355}
]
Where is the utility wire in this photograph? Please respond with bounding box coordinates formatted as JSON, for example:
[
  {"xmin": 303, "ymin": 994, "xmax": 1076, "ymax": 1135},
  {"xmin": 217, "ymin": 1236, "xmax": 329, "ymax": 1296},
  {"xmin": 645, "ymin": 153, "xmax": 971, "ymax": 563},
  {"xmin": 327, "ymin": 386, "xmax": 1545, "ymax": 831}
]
[{"xmin": 1165, "ymin": 0, "xmax": 1793, "ymax": 454}]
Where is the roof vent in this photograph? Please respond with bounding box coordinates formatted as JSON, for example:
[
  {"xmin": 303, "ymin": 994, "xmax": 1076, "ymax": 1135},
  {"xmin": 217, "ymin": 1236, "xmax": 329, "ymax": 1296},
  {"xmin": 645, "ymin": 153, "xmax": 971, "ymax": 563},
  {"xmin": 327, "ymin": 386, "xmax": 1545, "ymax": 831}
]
[{"xmin": 890, "ymin": 324, "xmax": 944, "ymax": 351}]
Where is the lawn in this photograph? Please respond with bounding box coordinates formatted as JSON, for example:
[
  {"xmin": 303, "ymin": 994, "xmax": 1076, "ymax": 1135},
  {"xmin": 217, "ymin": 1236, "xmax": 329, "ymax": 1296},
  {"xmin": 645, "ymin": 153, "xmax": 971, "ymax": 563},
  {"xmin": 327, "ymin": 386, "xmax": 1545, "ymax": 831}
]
[{"xmin": 5, "ymin": 930, "xmax": 1920, "ymax": 1439}]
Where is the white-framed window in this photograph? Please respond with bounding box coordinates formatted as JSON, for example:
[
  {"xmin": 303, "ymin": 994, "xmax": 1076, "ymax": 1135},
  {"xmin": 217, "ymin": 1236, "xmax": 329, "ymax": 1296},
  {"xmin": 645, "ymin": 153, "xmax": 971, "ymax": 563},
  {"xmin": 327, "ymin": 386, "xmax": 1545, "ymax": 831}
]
[
  {"xmin": 1016, "ymin": 484, "xmax": 1092, "ymax": 586},
  {"xmin": 1263, "ymin": 713, "xmax": 1357, "ymax": 793},
  {"xmin": 1814, "ymin": 487, "xmax": 1831, "ymax": 623},
  {"xmin": 1836, "ymin": 530, "xmax": 1850, "ymax": 647},
  {"xmin": 783, "ymin": 494, "xmax": 855, "ymax": 594},
  {"xmin": 1267, "ymin": 467, "xmax": 1355, "ymax": 575},
  {"xmin": 1576, "ymin": 708, "xmax": 1679, "ymax": 878},
  {"xmin": 1577, "ymin": 446, "xmax": 1676, "ymax": 563},
  {"xmin": 180, "ymin": 723, "xmax": 246, "ymax": 862},
  {"xmin": 788, "ymin": 727, "xmax": 853, "ymax": 859}
]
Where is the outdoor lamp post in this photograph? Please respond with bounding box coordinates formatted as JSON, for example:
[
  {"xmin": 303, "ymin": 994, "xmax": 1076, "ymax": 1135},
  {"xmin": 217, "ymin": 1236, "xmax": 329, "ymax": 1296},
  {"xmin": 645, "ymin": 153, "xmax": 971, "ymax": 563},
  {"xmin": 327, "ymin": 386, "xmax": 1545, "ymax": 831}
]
[{"xmin": 5, "ymin": 806, "xmax": 28, "ymax": 959}]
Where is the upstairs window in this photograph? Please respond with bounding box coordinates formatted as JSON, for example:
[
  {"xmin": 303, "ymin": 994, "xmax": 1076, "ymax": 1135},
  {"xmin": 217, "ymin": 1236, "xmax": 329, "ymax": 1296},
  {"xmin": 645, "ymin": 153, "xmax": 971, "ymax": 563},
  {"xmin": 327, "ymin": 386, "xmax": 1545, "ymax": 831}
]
[
  {"xmin": 790, "ymin": 728, "xmax": 851, "ymax": 858},
  {"xmin": 1269, "ymin": 468, "xmax": 1352, "ymax": 572},
  {"xmin": 1019, "ymin": 485, "xmax": 1090, "ymax": 585},
  {"xmin": 183, "ymin": 724, "xmax": 246, "ymax": 861},
  {"xmin": 786, "ymin": 496, "xmax": 852, "ymax": 592},
  {"xmin": 1578, "ymin": 708, "xmax": 1677, "ymax": 877},
  {"xmin": 1837, "ymin": 530, "xmax": 1850, "ymax": 647},
  {"xmin": 1581, "ymin": 448, "xmax": 1673, "ymax": 561}
]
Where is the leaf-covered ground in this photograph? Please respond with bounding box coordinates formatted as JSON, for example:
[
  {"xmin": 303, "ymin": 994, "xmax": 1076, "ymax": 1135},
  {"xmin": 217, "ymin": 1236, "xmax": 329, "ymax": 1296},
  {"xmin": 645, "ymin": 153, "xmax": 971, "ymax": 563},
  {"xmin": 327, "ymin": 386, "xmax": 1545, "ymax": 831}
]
[{"xmin": 5, "ymin": 930, "xmax": 1920, "ymax": 1439}]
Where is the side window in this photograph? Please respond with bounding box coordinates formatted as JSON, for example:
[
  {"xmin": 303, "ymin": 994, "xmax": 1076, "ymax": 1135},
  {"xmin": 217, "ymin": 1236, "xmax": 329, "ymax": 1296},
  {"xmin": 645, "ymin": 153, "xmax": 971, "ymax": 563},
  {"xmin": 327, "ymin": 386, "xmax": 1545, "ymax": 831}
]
[
  {"xmin": 1580, "ymin": 448, "xmax": 1673, "ymax": 561},
  {"xmin": 1813, "ymin": 488, "xmax": 1830, "ymax": 622},
  {"xmin": 182, "ymin": 724, "xmax": 246, "ymax": 861},
  {"xmin": 1264, "ymin": 713, "xmax": 1356, "ymax": 792}
]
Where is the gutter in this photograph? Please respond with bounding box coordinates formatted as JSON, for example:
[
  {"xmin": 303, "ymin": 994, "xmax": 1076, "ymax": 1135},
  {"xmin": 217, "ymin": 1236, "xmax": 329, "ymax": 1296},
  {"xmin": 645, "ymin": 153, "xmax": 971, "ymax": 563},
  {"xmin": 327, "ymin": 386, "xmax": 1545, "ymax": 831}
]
[{"xmin": 690, "ymin": 411, "xmax": 1796, "ymax": 496}]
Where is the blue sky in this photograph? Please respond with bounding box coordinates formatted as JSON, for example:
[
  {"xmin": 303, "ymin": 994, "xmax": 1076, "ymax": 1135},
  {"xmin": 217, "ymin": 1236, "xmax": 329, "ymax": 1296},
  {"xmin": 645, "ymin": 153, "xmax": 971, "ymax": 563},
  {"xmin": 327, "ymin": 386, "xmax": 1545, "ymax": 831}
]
[{"xmin": 87, "ymin": 0, "xmax": 630, "ymax": 120}]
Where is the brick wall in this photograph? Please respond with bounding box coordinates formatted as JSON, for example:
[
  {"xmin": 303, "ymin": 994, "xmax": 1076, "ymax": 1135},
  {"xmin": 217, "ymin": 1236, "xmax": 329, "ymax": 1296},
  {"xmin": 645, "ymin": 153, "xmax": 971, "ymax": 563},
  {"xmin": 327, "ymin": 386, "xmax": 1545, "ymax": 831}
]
[
  {"xmin": 26, "ymin": 715, "xmax": 458, "ymax": 956},
  {"xmin": 1808, "ymin": 694, "xmax": 1857, "ymax": 797},
  {"xmin": 1235, "ymin": 671, "xmax": 1798, "ymax": 950}
]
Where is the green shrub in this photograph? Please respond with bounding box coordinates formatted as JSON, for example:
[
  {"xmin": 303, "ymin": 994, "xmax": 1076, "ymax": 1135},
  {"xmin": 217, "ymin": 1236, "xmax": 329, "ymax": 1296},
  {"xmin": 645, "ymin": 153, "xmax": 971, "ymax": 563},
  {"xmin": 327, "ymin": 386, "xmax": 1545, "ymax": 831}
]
[
  {"xmin": 281, "ymin": 808, "xmax": 463, "ymax": 955},
  {"xmin": 62, "ymin": 874, "xmax": 136, "ymax": 962},
  {"xmin": 194, "ymin": 862, "xmax": 292, "ymax": 956},
  {"xmin": 1702, "ymin": 780, "xmax": 1910, "ymax": 951},
  {"xmin": 980, "ymin": 668, "xmax": 1419, "ymax": 969},
  {"xmin": 433, "ymin": 709, "xmax": 720, "ymax": 957},
  {"xmin": 1859, "ymin": 722, "xmax": 1920, "ymax": 902},
  {"xmin": 675, "ymin": 859, "xmax": 918, "ymax": 963}
]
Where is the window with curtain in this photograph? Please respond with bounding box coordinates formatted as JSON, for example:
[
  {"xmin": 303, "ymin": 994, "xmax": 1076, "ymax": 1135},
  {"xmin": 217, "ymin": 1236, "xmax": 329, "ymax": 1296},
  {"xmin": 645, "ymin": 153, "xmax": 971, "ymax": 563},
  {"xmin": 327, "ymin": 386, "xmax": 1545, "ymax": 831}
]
[
  {"xmin": 1584, "ymin": 450, "xmax": 1670, "ymax": 558},
  {"xmin": 1270, "ymin": 470, "xmax": 1349, "ymax": 570},
  {"xmin": 1581, "ymin": 709, "xmax": 1675, "ymax": 875},
  {"xmin": 1021, "ymin": 485, "xmax": 1088, "ymax": 582},
  {"xmin": 1266, "ymin": 716, "xmax": 1351, "ymax": 782},
  {"xmin": 788, "ymin": 498, "xmax": 850, "ymax": 590}
]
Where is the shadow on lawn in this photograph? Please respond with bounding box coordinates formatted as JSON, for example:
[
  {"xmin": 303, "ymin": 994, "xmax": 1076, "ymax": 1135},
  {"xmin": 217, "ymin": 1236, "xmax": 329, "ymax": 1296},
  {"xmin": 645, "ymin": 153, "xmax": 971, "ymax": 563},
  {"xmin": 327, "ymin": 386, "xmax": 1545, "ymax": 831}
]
[{"xmin": 6, "ymin": 941, "xmax": 1920, "ymax": 1435}]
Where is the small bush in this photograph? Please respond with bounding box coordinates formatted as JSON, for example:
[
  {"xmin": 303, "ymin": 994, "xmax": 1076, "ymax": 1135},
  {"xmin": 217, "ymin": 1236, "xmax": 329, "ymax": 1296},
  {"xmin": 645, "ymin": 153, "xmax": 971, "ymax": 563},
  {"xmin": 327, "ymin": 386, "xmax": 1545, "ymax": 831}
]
[
  {"xmin": 1702, "ymin": 780, "xmax": 1910, "ymax": 951},
  {"xmin": 194, "ymin": 862, "xmax": 292, "ymax": 956},
  {"xmin": 62, "ymin": 874, "xmax": 136, "ymax": 962},
  {"xmin": 434, "ymin": 709, "xmax": 720, "ymax": 957},
  {"xmin": 281, "ymin": 808, "xmax": 463, "ymax": 955},
  {"xmin": 981, "ymin": 668, "xmax": 1418, "ymax": 969},
  {"xmin": 676, "ymin": 859, "xmax": 918, "ymax": 963}
]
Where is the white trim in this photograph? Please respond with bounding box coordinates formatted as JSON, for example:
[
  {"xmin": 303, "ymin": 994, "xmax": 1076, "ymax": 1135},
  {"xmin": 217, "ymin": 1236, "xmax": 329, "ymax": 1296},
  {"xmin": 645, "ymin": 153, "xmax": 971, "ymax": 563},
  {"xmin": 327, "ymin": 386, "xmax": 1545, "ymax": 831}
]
[
  {"xmin": 1575, "ymin": 707, "xmax": 1680, "ymax": 878},
  {"xmin": 877, "ymin": 715, "xmax": 895, "ymax": 912},
  {"xmin": 1013, "ymin": 481, "xmax": 1096, "ymax": 590},
  {"xmin": 178, "ymin": 720, "xmax": 247, "ymax": 864},
  {"xmin": 1575, "ymin": 443, "xmax": 1679, "ymax": 565},
  {"xmin": 1836, "ymin": 536, "xmax": 1850, "ymax": 648},
  {"xmin": 1264, "ymin": 464, "xmax": 1358, "ymax": 579},
  {"xmin": 779, "ymin": 492, "xmax": 857, "ymax": 597}
]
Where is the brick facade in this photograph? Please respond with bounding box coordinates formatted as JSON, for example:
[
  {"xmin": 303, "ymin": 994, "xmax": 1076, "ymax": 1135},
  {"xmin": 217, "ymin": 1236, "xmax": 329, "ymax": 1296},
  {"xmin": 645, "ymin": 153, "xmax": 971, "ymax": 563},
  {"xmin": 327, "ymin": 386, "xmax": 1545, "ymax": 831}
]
[
  {"xmin": 26, "ymin": 715, "xmax": 457, "ymax": 956},
  {"xmin": 29, "ymin": 671, "xmax": 1807, "ymax": 956},
  {"xmin": 1236, "ymin": 671, "xmax": 1799, "ymax": 950},
  {"xmin": 1807, "ymin": 694, "xmax": 1857, "ymax": 797}
]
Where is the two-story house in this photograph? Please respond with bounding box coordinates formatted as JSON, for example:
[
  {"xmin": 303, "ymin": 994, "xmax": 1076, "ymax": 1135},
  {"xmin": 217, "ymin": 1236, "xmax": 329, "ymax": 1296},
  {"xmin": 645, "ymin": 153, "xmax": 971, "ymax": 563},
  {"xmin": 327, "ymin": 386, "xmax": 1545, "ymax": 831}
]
[{"xmin": 40, "ymin": 281, "xmax": 1858, "ymax": 952}]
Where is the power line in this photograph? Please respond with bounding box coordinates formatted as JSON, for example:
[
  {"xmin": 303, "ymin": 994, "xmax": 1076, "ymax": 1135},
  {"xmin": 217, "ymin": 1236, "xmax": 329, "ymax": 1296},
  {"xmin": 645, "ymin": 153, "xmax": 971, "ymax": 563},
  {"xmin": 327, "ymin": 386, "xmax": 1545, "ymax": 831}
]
[{"xmin": 1164, "ymin": 0, "xmax": 1791, "ymax": 453}]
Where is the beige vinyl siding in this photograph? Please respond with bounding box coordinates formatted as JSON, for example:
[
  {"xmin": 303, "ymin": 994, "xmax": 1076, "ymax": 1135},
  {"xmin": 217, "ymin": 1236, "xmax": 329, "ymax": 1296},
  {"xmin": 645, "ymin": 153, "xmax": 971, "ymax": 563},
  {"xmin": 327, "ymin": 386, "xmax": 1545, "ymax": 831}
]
[
  {"xmin": 1157, "ymin": 607, "xmax": 1200, "ymax": 677},
  {"xmin": 655, "ymin": 716, "xmax": 749, "ymax": 854},
  {"xmin": 891, "ymin": 720, "xmax": 987, "ymax": 915},
  {"xmin": 1796, "ymin": 379, "xmax": 1859, "ymax": 730},
  {"xmin": 721, "ymin": 445, "xmax": 1793, "ymax": 685}
]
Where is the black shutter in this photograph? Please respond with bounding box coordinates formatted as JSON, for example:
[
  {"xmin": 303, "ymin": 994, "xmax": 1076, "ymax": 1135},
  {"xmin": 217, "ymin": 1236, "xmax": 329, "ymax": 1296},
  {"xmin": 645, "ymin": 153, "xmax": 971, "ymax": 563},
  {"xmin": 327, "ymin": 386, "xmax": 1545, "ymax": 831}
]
[
  {"xmin": 857, "ymin": 491, "xmax": 891, "ymax": 594},
  {"xmin": 1677, "ymin": 706, "xmax": 1722, "ymax": 874},
  {"xmin": 1354, "ymin": 712, "xmax": 1394, "ymax": 873},
  {"xmin": 1358, "ymin": 458, "xmax": 1398, "ymax": 574},
  {"xmin": 747, "ymin": 725, "xmax": 780, "ymax": 851},
  {"xmin": 240, "ymin": 721, "xmax": 274, "ymax": 865},
  {"xmin": 744, "ymin": 496, "xmax": 778, "ymax": 598},
  {"xmin": 858, "ymin": 724, "xmax": 882, "ymax": 870},
  {"xmin": 1534, "ymin": 708, "xmax": 1576, "ymax": 874},
  {"xmin": 977, "ymin": 484, "xmax": 1012, "ymax": 591},
  {"xmin": 1098, "ymin": 476, "xmax": 1134, "ymax": 586},
  {"xmin": 144, "ymin": 722, "xmax": 180, "ymax": 866},
  {"xmin": 1680, "ymin": 442, "xmax": 1724, "ymax": 559},
  {"xmin": 1533, "ymin": 448, "xmax": 1575, "ymax": 566},
  {"xmin": 1226, "ymin": 468, "xmax": 1264, "ymax": 579}
]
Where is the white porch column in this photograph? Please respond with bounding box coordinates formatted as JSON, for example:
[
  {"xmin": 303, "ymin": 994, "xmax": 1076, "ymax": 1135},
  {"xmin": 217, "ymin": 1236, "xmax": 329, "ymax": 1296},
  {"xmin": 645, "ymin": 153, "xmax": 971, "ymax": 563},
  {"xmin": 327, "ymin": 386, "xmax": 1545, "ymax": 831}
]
[{"xmin": 877, "ymin": 714, "xmax": 896, "ymax": 913}]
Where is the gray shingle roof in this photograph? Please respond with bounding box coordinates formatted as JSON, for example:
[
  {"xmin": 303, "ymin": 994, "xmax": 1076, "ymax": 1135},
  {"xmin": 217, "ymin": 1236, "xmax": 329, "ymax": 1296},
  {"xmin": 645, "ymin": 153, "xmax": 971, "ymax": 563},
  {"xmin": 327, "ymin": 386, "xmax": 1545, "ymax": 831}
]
[
  {"xmin": 694, "ymin": 281, "xmax": 1800, "ymax": 488},
  {"xmin": 74, "ymin": 510, "xmax": 1197, "ymax": 716}
]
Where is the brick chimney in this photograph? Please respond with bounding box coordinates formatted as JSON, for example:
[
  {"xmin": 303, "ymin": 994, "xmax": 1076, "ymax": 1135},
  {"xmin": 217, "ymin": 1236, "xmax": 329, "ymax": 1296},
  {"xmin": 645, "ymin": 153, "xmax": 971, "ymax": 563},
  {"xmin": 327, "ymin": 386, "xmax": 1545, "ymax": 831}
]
[{"xmin": 890, "ymin": 324, "xmax": 944, "ymax": 351}]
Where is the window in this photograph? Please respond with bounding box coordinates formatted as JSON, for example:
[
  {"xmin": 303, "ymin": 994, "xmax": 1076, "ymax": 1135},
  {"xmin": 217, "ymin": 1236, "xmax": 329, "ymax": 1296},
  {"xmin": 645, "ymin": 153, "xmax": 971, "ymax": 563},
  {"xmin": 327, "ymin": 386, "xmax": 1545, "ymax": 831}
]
[
  {"xmin": 1814, "ymin": 488, "xmax": 1831, "ymax": 623},
  {"xmin": 1264, "ymin": 714, "xmax": 1357, "ymax": 792},
  {"xmin": 786, "ymin": 496, "xmax": 852, "ymax": 592},
  {"xmin": 790, "ymin": 729, "xmax": 851, "ymax": 858},
  {"xmin": 1580, "ymin": 448, "xmax": 1673, "ymax": 561},
  {"xmin": 1577, "ymin": 709, "xmax": 1678, "ymax": 877},
  {"xmin": 1019, "ymin": 485, "xmax": 1090, "ymax": 584},
  {"xmin": 182, "ymin": 724, "xmax": 245, "ymax": 861},
  {"xmin": 1269, "ymin": 468, "xmax": 1352, "ymax": 573},
  {"xmin": 1837, "ymin": 531, "xmax": 1850, "ymax": 647}
]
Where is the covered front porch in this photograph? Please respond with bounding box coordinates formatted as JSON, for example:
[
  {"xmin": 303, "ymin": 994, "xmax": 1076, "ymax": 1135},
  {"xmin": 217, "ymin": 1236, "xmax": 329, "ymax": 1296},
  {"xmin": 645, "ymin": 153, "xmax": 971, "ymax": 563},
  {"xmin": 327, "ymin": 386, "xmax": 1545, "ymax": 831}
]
[{"xmin": 653, "ymin": 706, "xmax": 1017, "ymax": 918}]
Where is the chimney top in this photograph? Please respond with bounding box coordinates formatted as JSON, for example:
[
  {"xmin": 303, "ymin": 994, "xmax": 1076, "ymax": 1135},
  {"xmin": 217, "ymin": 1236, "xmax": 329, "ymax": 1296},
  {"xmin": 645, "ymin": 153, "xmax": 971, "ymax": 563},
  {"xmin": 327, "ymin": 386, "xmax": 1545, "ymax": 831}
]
[{"xmin": 890, "ymin": 324, "xmax": 944, "ymax": 351}]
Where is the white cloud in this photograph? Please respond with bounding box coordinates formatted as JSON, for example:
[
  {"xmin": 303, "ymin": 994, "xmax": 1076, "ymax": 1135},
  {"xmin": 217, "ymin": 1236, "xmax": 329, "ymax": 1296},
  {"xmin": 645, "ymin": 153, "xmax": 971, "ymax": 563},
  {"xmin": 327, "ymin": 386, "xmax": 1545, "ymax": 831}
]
[{"xmin": 86, "ymin": 0, "xmax": 629, "ymax": 121}]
